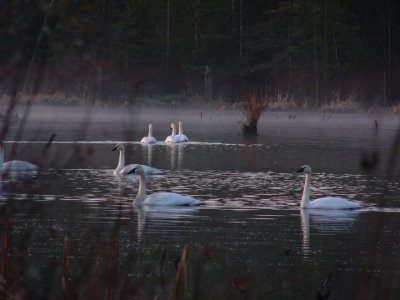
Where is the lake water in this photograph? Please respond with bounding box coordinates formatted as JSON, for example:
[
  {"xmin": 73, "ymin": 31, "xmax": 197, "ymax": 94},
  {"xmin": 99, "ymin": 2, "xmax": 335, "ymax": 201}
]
[{"xmin": 1, "ymin": 106, "xmax": 400, "ymax": 299}]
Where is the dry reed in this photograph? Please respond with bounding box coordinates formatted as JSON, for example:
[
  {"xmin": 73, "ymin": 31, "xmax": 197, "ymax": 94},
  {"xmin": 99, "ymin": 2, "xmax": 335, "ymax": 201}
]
[{"xmin": 168, "ymin": 245, "xmax": 189, "ymax": 300}]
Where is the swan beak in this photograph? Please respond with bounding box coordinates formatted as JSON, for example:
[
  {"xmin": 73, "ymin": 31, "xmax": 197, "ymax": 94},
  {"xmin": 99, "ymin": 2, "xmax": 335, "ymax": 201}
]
[
  {"xmin": 297, "ymin": 167, "xmax": 305, "ymax": 173},
  {"xmin": 111, "ymin": 146, "xmax": 118, "ymax": 152}
]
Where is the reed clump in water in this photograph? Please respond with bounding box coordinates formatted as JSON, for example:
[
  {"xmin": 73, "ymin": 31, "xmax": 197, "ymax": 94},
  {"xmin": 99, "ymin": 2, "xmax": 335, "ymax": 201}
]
[{"xmin": 239, "ymin": 90, "xmax": 270, "ymax": 136}]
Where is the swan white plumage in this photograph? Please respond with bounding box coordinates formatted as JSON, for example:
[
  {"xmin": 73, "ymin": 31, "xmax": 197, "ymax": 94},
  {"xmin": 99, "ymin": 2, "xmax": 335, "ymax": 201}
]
[
  {"xmin": 297, "ymin": 165, "xmax": 361, "ymax": 209},
  {"xmin": 176, "ymin": 121, "xmax": 189, "ymax": 142},
  {"xmin": 128, "ymin": 165, "xmax": 201, "ymax": 206},
  {"xmin": 140, "ymin": 123, "xmax": 157, "ymax": 144},
  {"xmin": 165, "ymin": 123, "xmax": 180, "ymax": 144},
  {"xmin": 112, "ymin": 143, "xmax": 162, "ymax": 176},
  {"xmin": 0, "ymin": 144, "xmax": 39, "ymax": 174}
]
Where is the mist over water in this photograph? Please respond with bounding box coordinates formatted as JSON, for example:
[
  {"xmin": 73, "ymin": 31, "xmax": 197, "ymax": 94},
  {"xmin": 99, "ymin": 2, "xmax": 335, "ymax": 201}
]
[
  {"xmin": 1, "ymin": 106, "xmax": 400, "ymax": 299},
  {"xmin": 5, "ymin": 105, "xmax": 400, "ymax": 174}
]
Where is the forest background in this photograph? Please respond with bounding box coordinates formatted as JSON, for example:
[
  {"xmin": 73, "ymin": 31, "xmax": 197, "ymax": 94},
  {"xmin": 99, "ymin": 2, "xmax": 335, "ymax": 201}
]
[{"xmin": 1, "ymin": 0, "xmax": 399, "ymax": 109}]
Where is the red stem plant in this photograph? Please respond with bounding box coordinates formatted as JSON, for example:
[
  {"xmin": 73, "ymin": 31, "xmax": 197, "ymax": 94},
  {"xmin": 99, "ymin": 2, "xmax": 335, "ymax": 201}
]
[{"xmin": 239, "ymin": 89, "xmax": 270, "ymax": 136}]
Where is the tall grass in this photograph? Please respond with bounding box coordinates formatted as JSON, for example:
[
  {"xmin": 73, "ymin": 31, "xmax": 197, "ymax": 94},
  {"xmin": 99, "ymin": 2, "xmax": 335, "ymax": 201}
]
[{"xmin": 319, "ymin": 92, "xmax": 363, "ymax": 113}]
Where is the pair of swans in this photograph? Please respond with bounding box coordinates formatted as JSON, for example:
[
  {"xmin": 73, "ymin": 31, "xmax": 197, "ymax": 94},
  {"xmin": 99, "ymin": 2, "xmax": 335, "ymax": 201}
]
[
  {"xmin": 165, "ymin": 121, "xmax": 189, "ymax": 143},
  {"xmin": 124, "ymin": 162, "xmax": 360, "ymax": 209},
  {"xmin": 113, "ymin": 142, "xmax": 199, "ymax": 206},
  {"xmin": 112, "ymin": 143, "xmax": 162, "ymax": 176},
  {"xmin": 0, "ymin": 144, "xmax": 39, "ymax": 175}
]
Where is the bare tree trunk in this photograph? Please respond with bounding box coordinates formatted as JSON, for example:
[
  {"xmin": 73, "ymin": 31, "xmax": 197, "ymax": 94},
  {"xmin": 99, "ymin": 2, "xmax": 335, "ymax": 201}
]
[
  {"xmin": 239, "ymin": 0, "xmax": 243, "ymax": 57},
  {"xmin": 166, "ymin": 0, "xmax": 170, "ymax": 71},
  {"xmin": 194, "ymin": 2, "xmax": 199, "ymax": 50},
  {"xmin": 387, "ymin": 20, "xmax": 391, "ymax": 70},
  {"xmin": 383, "ymin": 70, "xmax": 386, "ymax": 107},
  {"xmin": 287, "ymin": 0, "xmax": 293, "ymax": 95},
  {"xmin": 204, "ymin": 66, "xmax": 213, "ymax": 100},
  {"xmin": 313, "ymin": 4, "xmax": 319, "ymax": 107},
  {"xmin": 323, "ymin": 0, "xmax": 328, "ymax": 83},
  {"xmin": 231, "ymin": 0, "xmax": 236, "ymax": 33}
]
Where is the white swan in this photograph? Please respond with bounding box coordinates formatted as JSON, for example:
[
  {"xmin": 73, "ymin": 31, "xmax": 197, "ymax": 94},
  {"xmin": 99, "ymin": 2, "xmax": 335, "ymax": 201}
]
[
  {"xmin": 0, "ymin": 144, "xmax": 39, "ymax": 174},
  {"xmin": 176, "ymin": 121, "xmax": 189, "ymax": 142},
  {"xmin": 140, "ymin": 123, "xmax": 157, "ymax": 144},
  {"xmin": 128, "ymin": 165, "xmax": 201, "ymax": 206},
  {"xmin": 112, "ymin": 143, "xmax": 162, "ymax": 176},
  {"xmin": 297, "ymin": 165, "xmax": 361, "ymax": 209},
  {"xmin": 165, "ymin": 123, "xmax": 180, "ymax": 144}
]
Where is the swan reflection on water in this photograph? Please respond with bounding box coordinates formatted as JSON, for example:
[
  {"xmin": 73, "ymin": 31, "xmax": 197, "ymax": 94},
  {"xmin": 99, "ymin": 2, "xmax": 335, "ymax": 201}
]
[
  {"xmin": 300, "ymin": 208, "xmax": 361, "ymax": 256},
  {"xmin": 141, "ymin": 142, "xmax": 156, "ymax": 168},
  {"xmin": 167, "ymin": 143, "xmax": 186, "ymax": 170},
  {"xmin": 134, "ymin": 205, "xmax": 200, "ymax": 241}
]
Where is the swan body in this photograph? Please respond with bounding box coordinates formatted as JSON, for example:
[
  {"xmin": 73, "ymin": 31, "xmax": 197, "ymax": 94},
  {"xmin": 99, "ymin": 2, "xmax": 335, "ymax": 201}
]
[
  {"xmin": 165, "ymin": 123, "xmax": 180, "ymax": 144},
  {"xmin": 140, "ymin": 123, "xmax": 157, "ymax": 144},
  {"xmin": 0, "ymin": 145, "xmax": 38, "ymax": 174},
  {"xmin": 297, "ymin": 165, "xmax": 360, "ymax": 210},
  {"xmin": 112, "ymin": 143, "xmax": 162, "ymax": 176},
  {"xmin": 128, "ymin": 165, "xmax": 201, "ymax": 206},
  {"xmin": 176, "ymin": 121, "xmax": 189, "ymax": 142},
  {"xmin": 3, "ymin": 160, "xmax": 39, "ymax": 173}
]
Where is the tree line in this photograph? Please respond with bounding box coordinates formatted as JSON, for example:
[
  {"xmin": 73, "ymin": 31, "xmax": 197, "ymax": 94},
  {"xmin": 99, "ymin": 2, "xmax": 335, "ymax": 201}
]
[{"xmin": 1, "ymin": 0, "xmax": 399, "ymax": 107}]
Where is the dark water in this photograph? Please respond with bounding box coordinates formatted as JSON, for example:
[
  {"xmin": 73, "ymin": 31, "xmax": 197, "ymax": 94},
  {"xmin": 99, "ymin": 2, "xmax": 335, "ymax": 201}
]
[{"xmin": 1, "ymin": 106, "xmax": 400, "ymax": 299}]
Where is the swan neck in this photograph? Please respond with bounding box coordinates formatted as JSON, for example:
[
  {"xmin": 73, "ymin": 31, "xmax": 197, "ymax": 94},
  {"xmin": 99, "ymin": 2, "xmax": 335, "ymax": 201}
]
[
  {"xmin": 148, "ymin": 124, "xmax": 153, "ymax": 137},
  {"xmin": 179, "ymin": 122, "xmax": 183, "ymax": 135},
  {"xmin": 301, "ymin": 174, "xmax": 311, "ymax": 208},
  {"xmin": 0, "ymin": 146, "xmax": 3, "ymax": 168},
  {"xmin": 134, "ymin": 173, "xmax": 147, "ymax": 205},
  {"xmin": 172, "ymin": 125, "xmax": 176, "ymax": 136},
  {"xmin": 116, "ymin": 148, "xmax": 125, "ymax": 171}
]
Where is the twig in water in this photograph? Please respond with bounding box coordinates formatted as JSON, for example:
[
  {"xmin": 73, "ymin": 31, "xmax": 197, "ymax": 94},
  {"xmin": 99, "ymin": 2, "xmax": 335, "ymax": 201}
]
[
  {"xmin": 159, "ymin": 248, "xmax": 167, "ymax": 276},
  {"xmin": 316, "ymin": 273, "xmax": 332, "ymax": 300},
  {"xmin": 42, "ymin": 133, "xmax": 56, "ymax": 155},
  {"xmin": 62, "ymin": 235, "xmax": 70, "ymax": 300},
  {"xmin": 0, "ymin": 217, "xmax": 9, "ymax": 277}
]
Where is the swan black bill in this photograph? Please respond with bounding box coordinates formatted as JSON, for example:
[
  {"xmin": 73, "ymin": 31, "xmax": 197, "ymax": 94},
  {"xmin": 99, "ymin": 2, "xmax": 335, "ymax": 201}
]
[
  {"xmin": 297, "ymin": 167, "xmax": 305, "ymax": 173},
  {"xmin": 111, "ymin": 146, "xmax": 118, "ymax": 152}
]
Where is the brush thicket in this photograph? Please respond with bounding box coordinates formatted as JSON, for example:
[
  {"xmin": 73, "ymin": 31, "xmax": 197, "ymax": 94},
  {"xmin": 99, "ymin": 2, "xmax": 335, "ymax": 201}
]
[{"xmin": 239, "ymin": 90, "xmax": 270, "ymax": 136}]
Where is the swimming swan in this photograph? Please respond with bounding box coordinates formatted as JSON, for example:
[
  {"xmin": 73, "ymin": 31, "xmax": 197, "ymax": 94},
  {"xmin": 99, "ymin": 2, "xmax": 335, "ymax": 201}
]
[
  {"xmin": 297, "ymin": 165, "xmax": 361, "ymax": 209},
  {"xmin": 112, "ymin": 143, "xmax": 162, "ymax": 176},
  {"xmin": 140, "ymin": 123, "xmax": 157, "ymax": 144},
  {"xmin": 176, "ymin": 121, "xmax": 189, "ymax": 142},
  {"xmin": 165, "ymin": 123, "xmax": 180, "ymax": 144},
  {"xmin": 0, "ymin": 144, "xmax": 39, "ymax": 174},
  {"xmin": 128, "ymin": 165, "xmax": 201, "ymax": 206}
]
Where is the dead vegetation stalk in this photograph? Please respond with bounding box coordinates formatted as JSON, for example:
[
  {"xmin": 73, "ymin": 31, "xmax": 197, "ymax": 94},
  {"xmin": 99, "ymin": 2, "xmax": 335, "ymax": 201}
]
[
  {"xmin": 168, "ymin": 245, "xmax": 189, "ymax": 300},
  {"xmin": 62, "ymin": 235, "xmax": 70, "ymax": 300}
]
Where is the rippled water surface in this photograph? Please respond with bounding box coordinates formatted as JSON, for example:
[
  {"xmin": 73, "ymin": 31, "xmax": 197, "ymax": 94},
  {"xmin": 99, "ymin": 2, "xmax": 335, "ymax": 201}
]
[{"xmin": 1, "ymin": 107, "xmax": 400, "ymax": 299}]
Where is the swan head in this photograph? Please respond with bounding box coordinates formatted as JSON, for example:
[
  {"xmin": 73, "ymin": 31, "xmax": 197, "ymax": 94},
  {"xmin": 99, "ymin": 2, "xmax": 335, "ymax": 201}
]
[
  {"xmin": 127, "ymin": 165, "xmax": 145, "ymax": 175},
  {"xmin": 112, "ymin": 143, "xmax": 125, "ymax": 152},
  {"xmin": 297, "ymin": 165, "xmax": 312, "ymax": 174}
]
